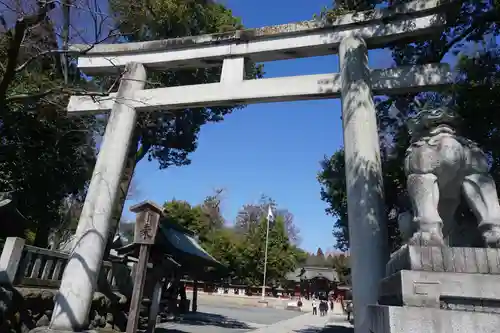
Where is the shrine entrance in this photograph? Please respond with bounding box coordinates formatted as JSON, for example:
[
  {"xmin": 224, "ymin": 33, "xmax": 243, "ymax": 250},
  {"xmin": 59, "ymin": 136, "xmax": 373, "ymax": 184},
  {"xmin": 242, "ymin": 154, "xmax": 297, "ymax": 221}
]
[
  {"xmin": 47, "ymin": 1, "xmax": 453, "ymax": 333},
  {"xmin": 286, "ymin": 266, "xmax": 338, "ymax": 299}
]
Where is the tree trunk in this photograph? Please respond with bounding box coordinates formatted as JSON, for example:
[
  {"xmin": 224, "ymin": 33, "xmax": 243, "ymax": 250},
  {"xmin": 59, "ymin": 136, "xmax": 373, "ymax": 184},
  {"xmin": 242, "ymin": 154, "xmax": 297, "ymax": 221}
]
[
  {"xmin": 103, "ymin": 128, "xmax": 140, "ymax": 259},
  {"xmin": 34, "ymin": 224, "xmax": 50, "ymax": 248}
]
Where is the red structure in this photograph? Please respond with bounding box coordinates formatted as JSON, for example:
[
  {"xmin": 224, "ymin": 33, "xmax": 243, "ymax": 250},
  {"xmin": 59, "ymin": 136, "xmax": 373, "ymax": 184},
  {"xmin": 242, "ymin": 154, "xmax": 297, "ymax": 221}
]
[{"xmin": 284, "ymin": 266, "xmax": 340, "ymax": 299}]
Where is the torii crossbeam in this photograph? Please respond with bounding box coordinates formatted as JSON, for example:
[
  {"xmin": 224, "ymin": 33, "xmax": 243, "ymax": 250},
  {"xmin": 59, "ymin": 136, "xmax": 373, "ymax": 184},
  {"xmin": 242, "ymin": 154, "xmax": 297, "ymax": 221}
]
[{"xmin": 68, "ymin": 64, "xmax": 451, "ymax": 114}]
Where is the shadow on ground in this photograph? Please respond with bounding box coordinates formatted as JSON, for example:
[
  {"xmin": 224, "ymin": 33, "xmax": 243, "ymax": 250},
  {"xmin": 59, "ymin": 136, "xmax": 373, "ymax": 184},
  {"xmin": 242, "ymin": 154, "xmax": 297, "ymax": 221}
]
[
  {"xmin": 155, "ymin": 312, "xmax": 254, "ymax": 331},
  {"xmin": 294, "ymin": 324, "xmax": 354, "ymax": 333}
]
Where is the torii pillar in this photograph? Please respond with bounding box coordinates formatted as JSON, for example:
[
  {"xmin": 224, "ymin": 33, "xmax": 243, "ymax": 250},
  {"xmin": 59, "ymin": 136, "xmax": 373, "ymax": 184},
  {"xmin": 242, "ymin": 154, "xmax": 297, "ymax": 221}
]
[
  {"xmin": 48, "ymin": 62, "xmax": 147, "ymax": 331},
  {"xmin": 340, "ymin": 34, "xmax": 389, "ymax": 333}
]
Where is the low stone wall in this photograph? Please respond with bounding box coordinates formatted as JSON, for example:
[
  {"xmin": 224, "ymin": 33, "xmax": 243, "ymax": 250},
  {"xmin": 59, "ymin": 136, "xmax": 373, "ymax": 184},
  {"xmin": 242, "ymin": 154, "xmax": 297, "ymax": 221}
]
[{"xmin": 0, "ymin": 286, "xmax": 129, "ymax": 333}]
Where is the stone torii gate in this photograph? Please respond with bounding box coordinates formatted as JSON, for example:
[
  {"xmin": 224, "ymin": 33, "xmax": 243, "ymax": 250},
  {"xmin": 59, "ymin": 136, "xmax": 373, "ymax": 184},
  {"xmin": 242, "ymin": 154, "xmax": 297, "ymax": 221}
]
[{"xmin": 45, "ymin": 1, "xmax": 453, "ymax": 332}]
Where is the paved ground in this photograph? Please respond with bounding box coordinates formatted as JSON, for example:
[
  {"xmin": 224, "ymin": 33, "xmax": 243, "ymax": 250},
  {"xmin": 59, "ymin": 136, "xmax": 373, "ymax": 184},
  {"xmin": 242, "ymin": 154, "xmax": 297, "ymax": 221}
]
[
  {"xmin": 155, "ymin": 304, "xmax": 302, "ymax": 333},
  {"xmin": 154, "ymin": 304, "xmax": 353, "ymax": 333},
  {"xmin": 322, "ymin": 315, "xmax": 354, "ymax": 333}
]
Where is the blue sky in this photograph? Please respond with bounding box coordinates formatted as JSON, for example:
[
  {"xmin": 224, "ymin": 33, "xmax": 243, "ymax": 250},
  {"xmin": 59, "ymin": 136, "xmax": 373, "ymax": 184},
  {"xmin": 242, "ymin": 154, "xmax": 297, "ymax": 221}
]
[{"xmin": 122, "ymin": 0, "xmax": 394, "ymax": 253}]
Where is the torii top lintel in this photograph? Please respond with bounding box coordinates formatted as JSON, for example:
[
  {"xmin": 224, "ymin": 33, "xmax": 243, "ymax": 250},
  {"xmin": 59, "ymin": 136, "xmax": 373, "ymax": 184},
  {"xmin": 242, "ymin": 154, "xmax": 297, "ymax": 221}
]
[{"xmin": 70, "ymin": 0, "xmax": 451, "ymax": 75}]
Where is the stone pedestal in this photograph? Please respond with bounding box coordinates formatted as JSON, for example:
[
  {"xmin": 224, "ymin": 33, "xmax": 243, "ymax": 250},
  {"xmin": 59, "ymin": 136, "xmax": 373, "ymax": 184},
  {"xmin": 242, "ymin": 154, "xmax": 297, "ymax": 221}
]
[
  {"xmin": 369, "ymin": 305, "xmax": 500, "ymax": 333},
  {"xmin": 370, "ymin": 245, "xmax": 500, "ymax": 333}
]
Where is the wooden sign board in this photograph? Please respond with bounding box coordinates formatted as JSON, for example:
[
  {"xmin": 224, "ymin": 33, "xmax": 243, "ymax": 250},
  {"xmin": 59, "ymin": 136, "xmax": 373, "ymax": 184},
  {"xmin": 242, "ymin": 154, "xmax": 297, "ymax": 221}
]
[
  {"xmin": 133, "ymin": 210, "xmax": 160, "ymax": 245},
  {"xmin": 130, "ymin": 201, "xmax": 163, "ymax": 245}
]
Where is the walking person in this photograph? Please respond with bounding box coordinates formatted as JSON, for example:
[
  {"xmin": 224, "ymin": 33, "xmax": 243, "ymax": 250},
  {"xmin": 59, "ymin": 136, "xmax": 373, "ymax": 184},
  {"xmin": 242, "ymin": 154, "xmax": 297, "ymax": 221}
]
[
  {"xmin": 319, "ymin": 300, "xmax": 326, "ymax": 316},
  {"xmin": 346, "ymin": 301, "xmax": 353, "ymax": 321},
  {"xmin": 312, "ymin": 299, "xmax": 317, "ymax": 315}
]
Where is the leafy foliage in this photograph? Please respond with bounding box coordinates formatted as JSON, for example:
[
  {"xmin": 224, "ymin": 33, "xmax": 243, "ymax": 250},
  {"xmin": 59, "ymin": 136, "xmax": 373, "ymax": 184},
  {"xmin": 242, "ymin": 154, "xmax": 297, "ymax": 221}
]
[
  {"xmin": 108, "ymin": 0, "xmax": 264, "ymax": 167},
  {"xmin": 317, "ymin": 151, "xmax": 349, "ymax": 251},
  {"xmin": 145, "ymin": 193, "xmax": 306, "ymax": 286},
  {"xmin": 330, "ymin": 253, "xmax": 351, "ymax": 285},
  {"xmin": 303, "ymin": 248, "xmax": 351, "ymax": 284},
  {"xmin": 0, "ymin": 0, "xmax": 263, "ymax": 248},
  {"xmin": 0, "ymin": 5, "xmax": 97, "ymax": 247},
  {"xmin": 234, "ymin": 195, "xmax": 301, "ymax": 245},
  {"xmin": 235, "ymin": 214, "xmax": 304, "ymax": 285},
  {"xmin": 99, "ymin": 0, "xmax": 265, "ymax": 247},
  {"xmin": 318, "ymin": 0, "xmax": 500, "ymax": 251}
]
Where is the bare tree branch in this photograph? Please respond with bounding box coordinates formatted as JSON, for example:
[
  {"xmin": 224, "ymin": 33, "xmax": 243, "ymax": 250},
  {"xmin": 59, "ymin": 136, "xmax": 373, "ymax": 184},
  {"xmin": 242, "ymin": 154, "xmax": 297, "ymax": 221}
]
[
  {"xmin": 5, "ymin": 86, "xmax": 110, "ymax": 102},
  {"xmin": 60, "ymin": 0, "xmax": 71, "ymax": 84},
  {"xmin": 0, "ymin": 0, "xmax": 129, "ymax": 109},
  {"xmin": 14, "ymin": 48, "xmax": 80, "ymax": 72},
  {"xmin": 0, "ymin": 0, "xmax": 57, "ymax": 101},
  {"xmin": 14, "ymin": 29, "xmax": 121, "ymax": 73}
]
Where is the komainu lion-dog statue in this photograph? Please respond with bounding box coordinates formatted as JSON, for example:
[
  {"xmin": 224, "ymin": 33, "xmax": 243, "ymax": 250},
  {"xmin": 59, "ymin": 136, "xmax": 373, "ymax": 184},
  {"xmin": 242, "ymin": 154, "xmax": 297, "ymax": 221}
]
[{"xmin": 398, "ymin": 104, "xmax": 500, "ymax": 248}]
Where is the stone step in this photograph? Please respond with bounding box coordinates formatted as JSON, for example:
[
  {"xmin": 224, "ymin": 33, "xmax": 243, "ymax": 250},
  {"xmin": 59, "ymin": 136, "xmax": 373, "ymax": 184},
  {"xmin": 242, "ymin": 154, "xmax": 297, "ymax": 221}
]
[{"xmin": 369, "ymin": 305, "xmax": 500, "ymax": 333}]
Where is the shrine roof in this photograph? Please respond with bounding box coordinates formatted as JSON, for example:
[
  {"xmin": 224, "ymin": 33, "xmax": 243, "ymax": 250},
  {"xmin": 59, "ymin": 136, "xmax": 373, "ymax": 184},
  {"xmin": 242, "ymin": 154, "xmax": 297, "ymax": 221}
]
[
  {"xmin": 115, "ymin": 222, "xmax": 224, "ymax": 275},
  {"xmin": 285, "ymin": 266, "xmax": 339, "ymax": 282},
  {"xmin": 158, "ymin": 224, "xmax": 220, "ymax": 266}
]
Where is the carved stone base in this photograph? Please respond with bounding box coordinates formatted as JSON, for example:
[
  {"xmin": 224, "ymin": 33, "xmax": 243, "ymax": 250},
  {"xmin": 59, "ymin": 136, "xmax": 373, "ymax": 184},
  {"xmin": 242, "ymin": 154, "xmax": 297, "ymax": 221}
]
[
  {"xmin": 369, "ymin": 305, "xmax": 500, "ymax": 333},
  {"xmin": 375, "ymin": 246, "xmax": 500, "ymax": 332},
  {"xmin": 386, "ymin": 245, "xmax": 500, "ymax": 276},
  {"xmin": 379, "ymin": 270, "xmax": 500, "ymax": 312}
]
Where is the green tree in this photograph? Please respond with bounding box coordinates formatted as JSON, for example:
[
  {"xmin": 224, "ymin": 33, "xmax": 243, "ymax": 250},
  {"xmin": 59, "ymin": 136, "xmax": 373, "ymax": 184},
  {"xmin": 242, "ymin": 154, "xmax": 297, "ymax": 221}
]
[
  {"xmin": 318, "ymin": 149, "xmax": 402, "ymax": 251},
  {"xmin": 316, "ymin": 247, "xmax": 325, "ymax": 259},
  {"xmin": 329, "ymin": 253, "xmax": 351, "ymax": 285},
  {"xmin": 317, "ymin": 150, "xmax": 349, "ymax": 251},
  {"xmin": 203, "ymin": 227, "xmax": 243, "ymax": 279},
  {"xmin": 49, "ymin": 195, "xmax": 85, "ymax": 249},
  {"xmin": 292, "ymin": 246, "xmax": 308, "ymax": 266},
  {"xmin": 236, "ymin": 212, "xmax": 302, "ymax": 285},
  {"xmin": 198, "ymin": 188, "xmax": 226, "ymax": 231},
  {"xmin": 0, "ymin": 2, "xmax": 99, "ymax": 246},
  {"xmin": 266, "ymin": 215, "xmax": 299, "ymax": 285},
  {"xmin": 305, "ymin": 254, "xmax": 317, "ymax": 266},
  {"xmin": 305, "ymin": 251, "xmax": 330, "ymax": 267},
  {"xmin": 163, "ymin": 200, "xmax": 204, "ymax": 234},
  {"xmin": 318, "ymin": 0, "xmax": 500, "ymax": 251},
  {"xmin": 160, "ymin": 194, "xmax": 306, "ymax": 285},
  {"xmin": 103, "ymin": 0, "xmax": 264, "ymax": 247},
  {"xmin": 235, "ymin": 195, "xmax": 301, "ymax": 244},
  {"xmin": 162, "ymin": 193, "xmax": 228, "ymax": 244}
]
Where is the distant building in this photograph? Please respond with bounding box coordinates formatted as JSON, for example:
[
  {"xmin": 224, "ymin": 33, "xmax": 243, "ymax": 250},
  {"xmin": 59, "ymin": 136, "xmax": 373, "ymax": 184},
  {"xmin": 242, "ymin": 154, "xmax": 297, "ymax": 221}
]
[{"xmin": 284, "ymin": 266, "xmax": 339, "ymax": 299}]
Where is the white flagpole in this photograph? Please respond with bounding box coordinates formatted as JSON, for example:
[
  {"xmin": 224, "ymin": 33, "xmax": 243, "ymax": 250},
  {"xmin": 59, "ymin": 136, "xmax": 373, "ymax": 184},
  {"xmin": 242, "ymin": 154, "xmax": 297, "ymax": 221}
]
[{"xmin": 262, "ymin": 205, "xmax": 272, "ymax": 300}]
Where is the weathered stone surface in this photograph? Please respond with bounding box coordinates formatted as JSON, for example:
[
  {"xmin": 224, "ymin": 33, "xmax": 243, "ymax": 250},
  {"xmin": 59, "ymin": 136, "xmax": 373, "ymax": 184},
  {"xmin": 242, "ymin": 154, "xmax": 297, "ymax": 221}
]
[
  {"xmin": 340, "ymin": 33, "xmax": 389, "ymax": 333},
  {"xmin": 71, "ymin": 0, "xmax": 447, "ymax": 55},
  {"xmin": 369, "ymin": 305, "xmax": 500, "ymax": 333},
  {"xmin": 0, "ymin": 287, "xmax": 128, "ymax": 333},
  {"xmin": 51, "ymin": 62, "xmax": 146, "ymax": 332},
  {"xmin": 379, "ymin": 270, "xmax": 500, "ymax": 311},
  {"xmin": 399, "ymin": 105, "xmax": 500, "ymax": 248},
  {"xmin": 386, "ymin": 245, "xmax": 500, "ymax": 276},
  {"xmin": 0, "ymin": 237, "xmax": 25, "ymax": 284},
  {"xmin": 381, "ymin": 246, "xmax": 500, "ymax": 332}
]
